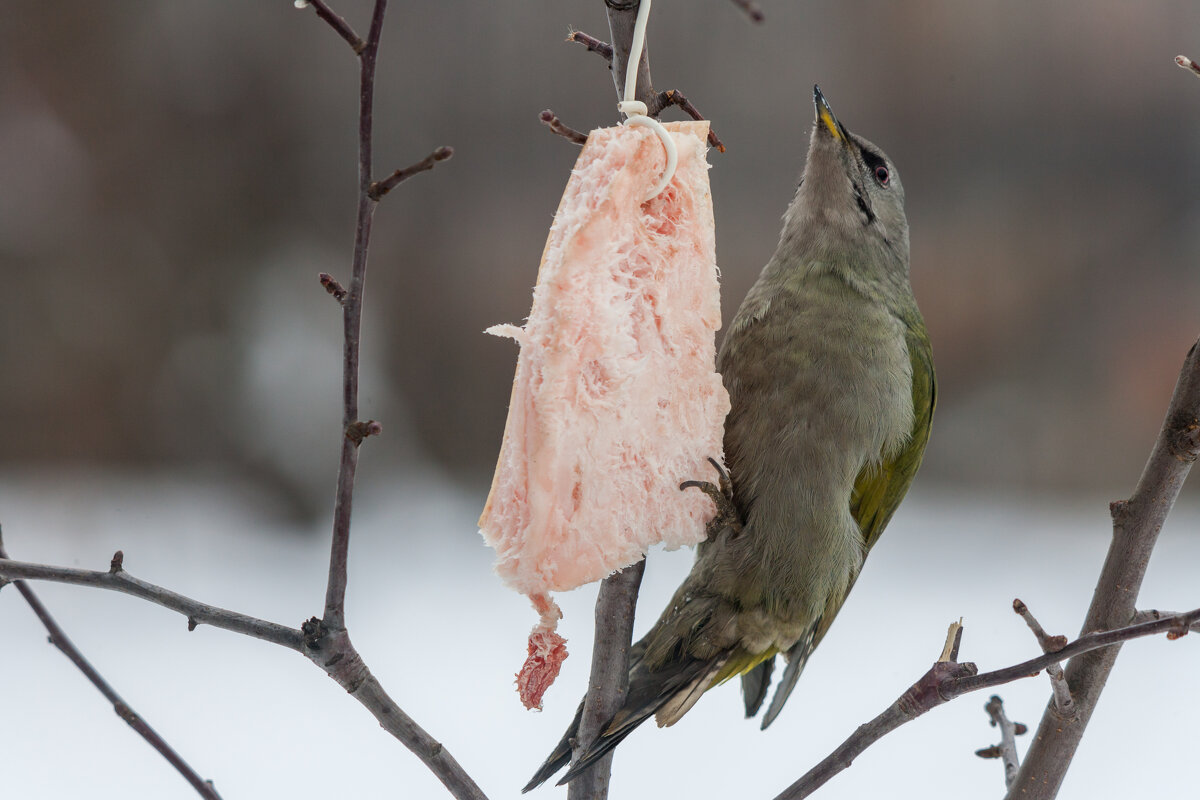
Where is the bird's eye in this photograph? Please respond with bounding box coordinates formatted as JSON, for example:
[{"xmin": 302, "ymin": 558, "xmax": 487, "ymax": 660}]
[{"xmin": 874, "ymin": 166, "xmax": 890, "ymax": 185}]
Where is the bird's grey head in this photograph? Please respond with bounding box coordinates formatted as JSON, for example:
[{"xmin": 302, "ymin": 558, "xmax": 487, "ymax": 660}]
[{"xmin": 779, "ymin": 86, "xmax": 910, "ymax": 286}]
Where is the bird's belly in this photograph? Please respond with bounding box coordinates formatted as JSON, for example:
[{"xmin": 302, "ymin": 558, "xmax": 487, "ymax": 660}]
[{"xmin": 716, "ymin": 292, "xmax": 915, "ymax": 627}]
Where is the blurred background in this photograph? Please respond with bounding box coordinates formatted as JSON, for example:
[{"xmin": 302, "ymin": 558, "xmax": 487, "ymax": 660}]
[
  {"xmin": 4, "ymin": 2, "xmax": 1200, "ymax": 799},
  {"xmin": 4, "ymin": 0, "xmax": 1200, "ymax": 513}
]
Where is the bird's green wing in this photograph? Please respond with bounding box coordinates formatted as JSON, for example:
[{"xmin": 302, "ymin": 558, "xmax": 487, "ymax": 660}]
[{"xmin": 850, "ymin": 323, "xmax": 936, "ymax": 551}]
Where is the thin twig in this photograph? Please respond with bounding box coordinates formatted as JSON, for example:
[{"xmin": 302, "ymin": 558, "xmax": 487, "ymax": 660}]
[
  {"xmin": 1045, "ymin": 662, "xmax": 1076, "ymax": 719},
  {"xmin": 322, "ymin": 0, "xmax": 388, "ymax": 633},
  {"xmin": 1177, "ymin": 55, "xmax": 1200, "ymax": 79},
  {"xmin": 1012, "ymin": 599, "xmax": 1074, "ymax": 718},
  {"xmin": 564, "ymin": 31, "xmax": 726, "ymax": 152},
  {"xmin": 567, "ymin": 30, "xmax": 613, "ymax": 62},
  {"xmin": 950, "ymin": 607, "xmax": 1200, "ymax": 696},
  {"xmin": 539, "ymin": 109, "xmax": 589, "ymax": 145},
  {"xmin": 654, "ymin": 90, "xmax": 726, "ymax": 152},
  {"xmin": 1012, "ymin": 599, "xmax": 1067, "ymax": 653},
  {"xmin": 300, "ymin": 3, "xmax": 480, "ymax": 797},
  {"xmin": 0, "ymin": 555, "xmax": 304, "ymax": 649},
  {"xmin": 0, "ymin": 534, "xmax": 223, "ymax": 800},
  {"xmin": 297, "ymin": 0, "xmax": 365, "ymax": 53},
  {"xmin": 728, "ymin": 0, "xmax": 766, "ymax": 22},
  {"xmin": 369, "ymin": 146, "xmax": 455, "ymax": 200},
  {"xmin": 771, "ymin": 607, "xmax": 1200, "ymax": 800},
  {"xmin": 0, "ymin": 554, "xmax": 490, "ymax": 799},
  {"xmin": 299, "ymin": 621, "xmax": 489, "ymax": 800},
  {"xmin": 773, "ymin": 659, "xmax": 978, "ymax": 800},
  {"xmin": 1133, "ymin": 608, "xmax": 1200, "ymax": 634},
  {"xmin": 1007, "ymin": 337, "xmax": 1200, "ymax": 799},
  {"xmin": 976, "ymin": 696, "xmax": 1022, "ymax": 788}
]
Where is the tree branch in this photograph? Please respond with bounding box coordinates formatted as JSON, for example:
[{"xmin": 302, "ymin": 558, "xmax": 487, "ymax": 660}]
[
  {"xmin": 321, "ymin": 0, "xmax": 389, "ymax": 633},
  {"xmin": 565, "ymin": 30, "xmax": 726, "ymax": 151},
  {"xmin": 1133, "ymin": 608, "xmax": 1200, "ymax": 634},
  {"xmin": 561, "ymin": 6, "xmax": 658, "ymax": 795},
  {"xmin": 0, "ymin": 549, "xmax": 490, "ymax": 799},
  {"xmin": 975, "ymin": 695, "xmax": 1024, "ymax": 788},
  {"xmin": 296, "ymin": 0, "xmax": 365, "ymax": 54},
  {"xmin": 1006, "ymin": 337, "xmax": 1200, "ymax": 799},
  {"xmin": 0, "ymin": 534, "xmax": 223, "ymax": 800},
  {"xmin": 654, "ymin": 89, "xmax": 726, "ymax": 151},
  {"xmin": 369, "ymin": 146, "xmax": 455, "ymax": 201},
  {"xmin": 539, "ymin": 109, "xmax": 589, "ymax": 145},
  {"xmin": 4, "ymin": 3, "xmax": 481, "ymax": 798},
  {"xmin": 1012, "ymin": 599, "xmax": 1075, "ymax": 718},
  {"xmin": 727, "ymin": 0, "xmax": 765, "ymax": 23},
  {"xmin": 568, "ymin": 560, "xmax": 646, "ymax": 800},
  {"xmin": 0, "ymin": 554, "xmax": 305, "ymax": 649},
  {"xmin": 772, "ymin": 607, "xmax": 1200, "ymax": 800},
  {"xmin": 567, "ymin": 30, "xmax": 613, "ymax": 62},
  {"xmin": 299, "ymin": 3, "xmax": 479, "ymax": 797}
]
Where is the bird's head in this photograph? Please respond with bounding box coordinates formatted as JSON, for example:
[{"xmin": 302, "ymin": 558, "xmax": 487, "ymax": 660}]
[{"xmin": 780, "ymin": 86, "xmax": 910, "ymax": 281}]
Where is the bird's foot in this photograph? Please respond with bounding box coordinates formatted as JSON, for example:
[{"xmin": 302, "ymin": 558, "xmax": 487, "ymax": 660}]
[{"xmin": 680, "ymin": 457, "xmax": 743, "ymax": 538}]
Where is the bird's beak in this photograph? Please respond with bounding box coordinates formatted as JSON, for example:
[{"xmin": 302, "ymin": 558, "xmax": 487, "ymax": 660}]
[{"xmin": 813, "ymin": 85, "xmax": 849, "ymax": 143}]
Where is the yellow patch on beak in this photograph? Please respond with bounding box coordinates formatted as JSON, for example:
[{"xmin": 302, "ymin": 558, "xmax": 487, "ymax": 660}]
[{"xmin": 817, "ymin": 104, "xmax": 844, "ymax": 141}]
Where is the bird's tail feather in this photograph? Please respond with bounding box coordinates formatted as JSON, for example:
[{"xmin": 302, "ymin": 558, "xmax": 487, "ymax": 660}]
[
  {"xmin": 524, "ymin": 652, "xmax": 722, "ymax": 791},
  {"xmin": 740, "ymin": 657, "xmax": 774, "ymax": 717},
  {"xmin": 522, "ymin": 701, "xmax": 582, "ymax": 793},
  {"xmin": 760, "ymin": 620, "xmax": 819, "ymax": 729}
]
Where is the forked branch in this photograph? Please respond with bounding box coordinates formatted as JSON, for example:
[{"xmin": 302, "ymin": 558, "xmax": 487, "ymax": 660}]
[
  {"xmin": 772, "ymin": 607, "xmax": 1200, "ymax": 799},
  {"xmin": 0, "ymin": 533, "xmax": 223, "ymax": 800}
]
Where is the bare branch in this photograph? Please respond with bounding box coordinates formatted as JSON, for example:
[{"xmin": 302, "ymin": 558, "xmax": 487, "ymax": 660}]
[
  {"xmin": 1133, "ymin": 608, "xmax": 1200, "ymax": 634},
  {"xmin": 1177, "ymin": 55, "xmax": 1200, "ymax": 79},
  {"xmin": 300, "ymin": 3, "xmax": 482, "ymax": 796},
  {"xmin": 1012, "ymin": 598, "xmax": 1067, "ymax": 652},
  {"xmin": 773, "ymin": 659, "xmax": 978, "ymax": 800},
  {"xmin": 299, "ymin": 620, "xmax": 489, "ymax": 800},
  {"xmin": 1013, "ymin": 599, "xmax": 1074, "ymax": 718},
  {"xmin": 653, "ymin": 90, "xmax": 726, "ymax": 152},
  {"xmin": 0, "ymin": 550, "xmax": 491, "ymax": 799},
  {"xmin": 604, "ymin": 0, "xmax": 656, "ymax": 110},
  {"xmin": 728, "ymin": 0, "xmax": 766, "ymax": 23},
  {"xmin": 773, "ymin": 607, "xmax": 1200, "ymax": 799},
  {"xmin": 976, "ymin": 696, "xmax": 1023, "ymax": 788},
  {"xmin": 322, "ymin": 0, "xmax": 389, "ymax": 632},
  {"xmin": 1045, "ymin": 661, "xmax": 1076, "ymax": 719},
  {"xmin": 296, "ymin": 0, "xmax": 366, "ymax": 54},
  {"xmin": 369, "ymin": 146, "xmax": 454, "ymax": 201},
  {"xmin": 1007, "ymin": 337, "xmax": 1200, "ymax": 799},
  {"xmin": 0, "ymin": 555, "xmax": 304, "ymax": 650},
  {"xmin": 540, "ymin": 109, "xmax": 589, "ymax": 146},
  {"xmin": 951, "ymin": 607, "xmax": 1200, "ymax": 696},
  {"xmin": 567, "ymin": 560, "xmax": 646, "ymax": 799},
  {"xmin": 567, "ymin": 30, "xmax": 613, "ymax": 62},
  {"xmin": 0, "ymin": 534, "xmax": 223, "ymax": 800},
  {"xmin": 557, "ymin": 8, "xmax": 657, "ymax": 795}
]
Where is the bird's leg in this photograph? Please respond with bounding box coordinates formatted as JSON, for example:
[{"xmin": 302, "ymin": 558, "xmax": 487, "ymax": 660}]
[{"xmin": 680, "ymin": 457, "xmax": 744, "ymax": 538}]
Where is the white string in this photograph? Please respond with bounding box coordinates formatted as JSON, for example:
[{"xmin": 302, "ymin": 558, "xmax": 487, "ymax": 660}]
[{"xmin": 617, "ymin": 0, "xmax": 677, "ymax": 201}]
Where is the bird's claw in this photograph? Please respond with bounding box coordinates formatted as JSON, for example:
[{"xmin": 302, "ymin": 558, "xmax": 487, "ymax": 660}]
[{"xmin": 680, "ymin": 457, "xmax": 743, "ymax": 539}]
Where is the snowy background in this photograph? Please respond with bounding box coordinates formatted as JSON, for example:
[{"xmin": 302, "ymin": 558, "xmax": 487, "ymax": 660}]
[{"xmin": 3, "ymin": 471, "xmax": 1198, "ymax": 799}]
